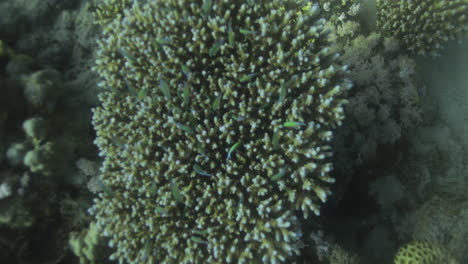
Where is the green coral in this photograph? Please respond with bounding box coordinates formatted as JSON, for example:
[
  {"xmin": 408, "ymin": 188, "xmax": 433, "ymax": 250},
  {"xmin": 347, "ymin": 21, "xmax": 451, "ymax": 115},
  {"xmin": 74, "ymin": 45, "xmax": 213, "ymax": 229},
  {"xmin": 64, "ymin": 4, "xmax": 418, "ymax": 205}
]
[
  {"xmin": 0, "ymin": 189, "xmax": 34, "ymax": 228},
  {"xmin": 393, "ymin": 241, "xmax": 458, "ymax": 264},
  {"xmin": 377, "ymin": 0, "xmax": 468, "ymax": 56},
  {"xmin": 91, "ymin": 0, "xmax": 133, "ymax": 25},
  {"xmin": 23, "ymin": 142, "xmax": 57, "ymax": 175},
  {"xmin": 23, "ymin": 117, "xmax": 49, "ymax": 141},
  {"xmin": 21, "ymin": 68, "xmax": 62, "ymax": 113},
  {"xmin": 317, "ymin": 0, "xmax": 362, "ymax": 22},
  {"xmin": 0, "ymin": 35, "xmax": 96, "ymax": 263},
  {"xmin": 316, "ymin": 3, "xmax": 423, "ymax": 169},
  {"xmin": 91, "ymin": 0, "xmax": 349, "ymax": 263},
  {"xmin": 69, "ymin": 222, "xmax": 110, "ymax": 264}
]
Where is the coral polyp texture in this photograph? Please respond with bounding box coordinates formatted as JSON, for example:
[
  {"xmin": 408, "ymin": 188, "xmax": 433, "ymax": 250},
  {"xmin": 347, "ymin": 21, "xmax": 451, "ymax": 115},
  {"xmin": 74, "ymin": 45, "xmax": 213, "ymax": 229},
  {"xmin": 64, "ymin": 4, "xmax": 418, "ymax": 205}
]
[
  {"xmin": 393, "ymin": 241, "xmax": 458, "ymax": 264},
  {"xmin": 91, "ymin": 0, "xmax": 349, "ymax": 263},
  {"xmin": 91, "ymin": 0, "xmax": 132, "ymax": 25},
  {"xmin": 377, "ymin": 0, "xmax": 468, "ymax": 56}
]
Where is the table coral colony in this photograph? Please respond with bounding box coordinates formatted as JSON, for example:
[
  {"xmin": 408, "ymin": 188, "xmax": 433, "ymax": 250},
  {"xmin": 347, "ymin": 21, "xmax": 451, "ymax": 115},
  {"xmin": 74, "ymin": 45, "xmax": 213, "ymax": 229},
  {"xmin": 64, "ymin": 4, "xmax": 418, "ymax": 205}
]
[{"xmin": 90, "ymin": 0, "xmax": 350, "ymax": 263}]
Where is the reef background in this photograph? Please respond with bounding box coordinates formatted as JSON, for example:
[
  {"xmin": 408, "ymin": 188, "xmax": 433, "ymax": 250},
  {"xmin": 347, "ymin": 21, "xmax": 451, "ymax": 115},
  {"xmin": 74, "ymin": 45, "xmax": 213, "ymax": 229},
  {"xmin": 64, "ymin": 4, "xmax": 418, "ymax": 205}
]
[{"xmin": 0, "ymin": 0, "xmax": 466, "ymax": 263}]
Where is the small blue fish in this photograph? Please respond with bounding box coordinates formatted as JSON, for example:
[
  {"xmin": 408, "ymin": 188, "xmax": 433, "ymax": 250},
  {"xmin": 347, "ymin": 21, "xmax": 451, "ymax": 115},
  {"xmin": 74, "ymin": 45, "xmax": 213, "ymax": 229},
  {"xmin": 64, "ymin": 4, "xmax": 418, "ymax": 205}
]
[
  {"xmin": 228, "ymin": 24, "xmax": 235, "ymax": 47},
  {"xmin": 190, "ymin": 236, "xmax": 208, "ymax": 244},
  {"xmin": 212, "ymin": 95, "xmax": 221, "ymax": 110},
  {"xmin": 239, "ymin": 29, "xmax": 256, "ymax": 35},
  {"xmin": 118, "ymin": 48, "xmax": 136, "ymax": 62},
  {"xmin": 226, "ymin": 141, "xmax": 241, "ymax": 161},
  {"xmin": 155, "ymin": 37, "xmax": 170, "ymax": 45},
  {"xmin": 193, "ymin": 164, "xmax": 213, "ymax": 177},
  {"xmin": 272, "ymin": 131, "xmax": 280, "ymax": 149},
  {"xmin": 271, "ymin": 167, "xmax": 286, "ymax": 181},
  {"xmin": 283, "ymin": 121, "xmax": 306, "ymax": 128},
  {"xmin": 192, "ymin": 229, "xmax": 209, "ymax": 235},
  {"xmin": 142, "ymin": 240, "xmax": 152, "ymax": 261},
  {"xmin": 175, "ymin": 123, "xmax": 194, "ymax": 134},
  {"xmin": 231, "ymin": 115, "xmax": 246, "ymax": 121},
  {"xmin": 240, "ymin": 73, "xmax": 257, "ymax": 82},
  {"xmin": 181, "ymin": 65, "xmax": 191, "ymax": 78},
  {"xmin": 155, "ymin": 207, "xmax": 168, "ymax": 214},
  {"xmin": 182, "ymin": 82, "xmax": 190, "ymax": 105},
  {"xmin": 159, "ymin": 79, "xmax": 171, "ymax": 99},
  {"xmin": 124, "ymin": 79, "xmax": 137, "ymax": 96},
  {"xmin": 278, "ymin": 77, "xmax": 297, "ymax": 103},
  {"xmin": 171, "ymin": 181, "xmax": 182, "ymax": 203},
  {"xmin": 209, "ymin": 40, "xmax": 224, "ymax": 57}
]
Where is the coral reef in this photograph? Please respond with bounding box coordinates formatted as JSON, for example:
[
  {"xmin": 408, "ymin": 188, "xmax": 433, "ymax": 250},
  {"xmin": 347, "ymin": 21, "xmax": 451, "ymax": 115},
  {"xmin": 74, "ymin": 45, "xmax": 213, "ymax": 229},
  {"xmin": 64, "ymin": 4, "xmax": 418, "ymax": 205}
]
[
  {"xmin": 69, "ymin": 222, "xmax": 112, "ymax": 264},
  {"xmin": 369, "ymin": 174, "xmax": 405, "ymax": 211},
  {"xmin": 91, "ymin": 0, "xmax": 350, "ymax": 263},
  {"xmin": 307, "ymin": 230, "xmax": 362, "ymax": 264},
  {"xmin": 0, "ymin": 1, "xmax": 101, "ymax": 262},
  {"xmin": 0, "ymin": 40, "xmax": 79, "ymax": 262},
  {"xmin": 329, "ymin": 245, "xmax": 361, "ymax": 264},
  {"xmin": 376, "ymin": 0, "xmax": 468, "ymax": 56},
  {"xmin": 399, "ymin": 124, "xmax": 467, "ymax": 199},
  {"xmin": 323, "ymin": 18, "xmax": 423, "ymax": 173},
  {"xmin": 397, "ymin": 196, "xmax": 468, "ymax": 262},
  {"xmin": 393, "ymin": 241, "xmax": 458, "ymax": 264},
  {"xmin": 318, "ymin": 0, "xmax": 362, "ymax": 23},
  {"xmin": 0, "ymin": 0, "xmax": 466, "ymax": 263},
  {"xmin": 90, "ymin": 0, "xmax": 132, "ymax": 26},
  {"xmin": 343, "ymin": 34, "xmax": 422, "ymax": 162}
]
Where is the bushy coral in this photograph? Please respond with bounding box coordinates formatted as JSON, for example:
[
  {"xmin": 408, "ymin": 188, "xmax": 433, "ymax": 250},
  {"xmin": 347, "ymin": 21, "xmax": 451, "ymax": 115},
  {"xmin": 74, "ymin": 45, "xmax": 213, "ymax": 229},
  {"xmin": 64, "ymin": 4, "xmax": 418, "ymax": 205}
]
[
  {"xmin": 21, "ymin": 69, "xmax": 63, "ymax": 113},
  {"xmin": 91, "ymin": 0, "xmax": 350, "ymax": 263},
  {"xmin": 69, "ymin": 222, "xmax": 111, "ymax": 264},
  {"xmin": 394, "ymin": 241, "xmax": 458, "ymax": 264},
  {"xmin": 0, "ymin": 37, "xmax": 97, "ymax": 262},
  {"xmin": 318, "ymin": 0, "xmax": 361, "ymax": 23},
  {"xmin": 330, "ymin": 30, "xmax": 423, "ymax": 168},
  {"xmin": 377, "ymin": 0, "xmax": 468, "ymax": 56},
  {"xmin": 0, "ymin": 1, "xmax": 109, "ymax": 263}
]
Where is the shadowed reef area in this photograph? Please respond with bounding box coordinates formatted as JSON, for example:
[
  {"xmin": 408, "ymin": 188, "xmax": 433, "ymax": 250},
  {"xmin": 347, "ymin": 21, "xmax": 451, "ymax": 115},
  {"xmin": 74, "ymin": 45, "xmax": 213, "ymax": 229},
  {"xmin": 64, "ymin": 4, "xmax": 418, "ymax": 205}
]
[{"xmin": 0, "ymin": 0, "xmax": 466, "ymax": 263}]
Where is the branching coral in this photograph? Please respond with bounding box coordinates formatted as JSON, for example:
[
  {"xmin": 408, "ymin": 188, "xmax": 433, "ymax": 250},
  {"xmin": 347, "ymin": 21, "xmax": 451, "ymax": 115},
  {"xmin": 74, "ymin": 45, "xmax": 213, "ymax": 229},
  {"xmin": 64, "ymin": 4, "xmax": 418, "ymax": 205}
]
[
  {"xmin": 91, "ymin": 0, "xmax": 350, "ymax": 263},
  {"xmin": 0, "ymin": 35, "xmax": 96, "ymax": 262},
  {"xmin": 377, "ymin": 0, "xmax": 468, "ymax": 56},
  {"xmin": 318, "ymin": 0, "xmax": 361, "ymax": 23},
  {"xmin": 69, "ymin": 222, "xmax": 112, "ymax": 264},
  {"xmin": 329, "ymin": 29, "xmax": 423, "ymax": 169},
  {"xmin": 90, "ymin": 0, "xmax": 132, "ymax": 25}
]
